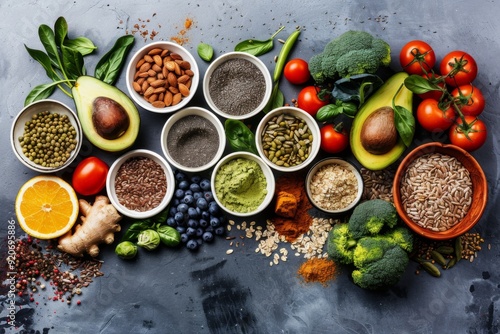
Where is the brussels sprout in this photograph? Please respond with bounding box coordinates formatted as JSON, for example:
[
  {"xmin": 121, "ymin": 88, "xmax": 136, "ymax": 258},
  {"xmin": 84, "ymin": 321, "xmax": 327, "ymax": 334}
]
[
  {"xmin": 137, "ymin": 229, "xmax": 161, "ymax": 251},
  {"xmin": 115, "ymin": 241, "xmax": 138, "ymax": 259},
  {"xmin": 157, "ymin": 225, "xmax": 181, "ymax": 247}
]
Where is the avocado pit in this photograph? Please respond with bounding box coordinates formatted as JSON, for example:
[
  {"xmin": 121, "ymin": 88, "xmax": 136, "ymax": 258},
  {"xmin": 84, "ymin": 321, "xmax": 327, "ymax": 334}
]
[
  {"xmin": 360, "ymin": 106, "xmax": 398, "ymax": 155},
  {"xmin": 92, "ymin": 96, "xmax": 130, "ymax": 140}
]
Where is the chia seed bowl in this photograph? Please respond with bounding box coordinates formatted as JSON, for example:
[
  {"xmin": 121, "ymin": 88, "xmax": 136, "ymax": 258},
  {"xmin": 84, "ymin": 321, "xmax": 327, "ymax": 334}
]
[
  {"xmin": 106, "ymin": 149, "xmax": 175, "ymax": 219},
  {"xmin": 161, "ymin": 107, "xmax": 226, "ymax": 173},
  {"xmin": 203, "ymin": 52, "xmax": 272, "ymax": 120}
]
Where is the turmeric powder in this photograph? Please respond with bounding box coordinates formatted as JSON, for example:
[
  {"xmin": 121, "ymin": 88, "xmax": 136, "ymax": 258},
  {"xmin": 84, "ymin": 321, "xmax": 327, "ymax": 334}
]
[
  {"xmin": 298, "ymin": 257, "xmax": 337, "ymax": 285},
  {"xmin": 274, "ymin": 191, "xmax": 298, "ymax": 218}
]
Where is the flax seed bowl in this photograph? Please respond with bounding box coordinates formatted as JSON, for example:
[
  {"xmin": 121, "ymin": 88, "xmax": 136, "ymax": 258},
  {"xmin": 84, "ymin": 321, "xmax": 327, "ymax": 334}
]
[
  {"xmin": 106, "ymin": 149, "xmax": 175, "ymax": 219},
  {"xmin": 203, "ymin": 52, "xmax": 272, "ymax": 120},
  {"xmin": 11, "ymin": 99, "xmax": 82, "ymax": 173},
  {"xmin": 255, "ymin": 106, "xmax": 321, "ymax": 173},
  {"xmin": 393, "ymin": 142, "xmax": 488, "ymax": 240},
  {"xmin": 305, "ymin": 158, "xmax": 364, "ymax": 215},
  {"xmin": 161, "ymin": 107, "xmax": 226, "ymax": 173},
  {"xmin": 126, "ymin": 41, "xmax": 199, "ymax": 113}
]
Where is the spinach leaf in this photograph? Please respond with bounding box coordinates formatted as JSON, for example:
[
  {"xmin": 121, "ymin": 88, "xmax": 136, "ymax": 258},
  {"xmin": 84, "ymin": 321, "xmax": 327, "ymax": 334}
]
[
  {"xmin": 38, "ymin": 24, "xmax": 62, "ymax": 70},
  {"xmin": 24, "ymin": 82, "xmax": 57, "ymax": 106},
  {"xmin": 61, "ymin": 45, "xmax": 85, "ymax": 80},
  {"xmin": 224, "ymin": 119, "xmax": 258, "ymax": 155},
  {"xmin": 54, "ymin": 16, "xmax": 68, "ymax": 47},
  {"xmin": 234, "ymin": 26, "xmax": 285, "ymax": 56},
  {"xmin": 331, "ymin": 74, "xmax": 383, "ymax": 106},
  {"xmin": 197, "ymin": 43, "xmax": 214, "ymax": 62},
  {"xmin": 64, "ymin": 37, "xmax": 97, "ymax": 56},
  {"xmin": 393, "ymin": 105, "xmax": 415, "ymax": 147},
  {"xmin": 94, "ymin": 35, "xmax": 135, "ymax": 85},
  {"xmin": 316, "ymin": 100, "xmax": 358, "ymax": 122},
  {"xmin": 24, "ymin": 45, "xmax": 60, "ymax": 82}
]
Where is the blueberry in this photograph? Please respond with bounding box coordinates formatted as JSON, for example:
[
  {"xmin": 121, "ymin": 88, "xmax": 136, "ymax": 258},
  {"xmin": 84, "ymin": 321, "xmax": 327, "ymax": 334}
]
[
  {"xmin": 201, "ymin": 210, "xmax": 210, "ymax": 220},
  {"xmin": 204, "ymin": 191, "xmax": 214, "ymax": 202},
  {"xmin": 196, "ymin": 227, "xmax": 204, "ymax": 237},
  {"xmin": 208, "ymin": 202, "xmax": 220, "ymax": 215},
  {"xmin": 172, "ymin": 198, "xmax": 180, "ymax": 206},
  {"xmin": 193, "ymin": 191, "xmax": 203, "ymax": 200},
  {"xmin": 175, "ymin": 172, "xmax": 187, "ymax": 182},
  {"xmin": 186, "ymin": 239, "xmax": 198, "ymax": 250},
  {"xmin": 169, "ymin": 206, "xmax": 177, "ymax": 216},
  {"xmin": 187, "ymin": 219, "xmax": 199, "ymax": 228},
  {"xmin": 200, "ymin": 178, "xmax": 211, "ymax": 191},
  {"xmin": 183, "ymin": 194, "xmax": 195, "ymax": 205},
  {"xmin": 186, "ymin": 227, "xmax": 197, "ymax": 236},
  {"xmin": 199, "ymin": 218, "xmax": 208, "ymax": 228},
  {"xmin": 176, "ymin": 226, "xmax": 186, "ymax": 234},
  {"xmin": 214, "ymin": 226, "xmax": 225, "ymax": 235},
  {"xmin": 177, "ymin": 203, "xmax": 189, "ymax": 213},
  {"xmin": 202, "ymin": 231, "xmax": 214, "ymax": 242},
  {"xmin": 196, "ymin": 197, "xmax": 208, "ymax": 210},
  {"xmin": 190, "ymin": 183, "xmax": 201, "ymax": 192},
  {"xmin": 205, "ymin": 225, "xmax": 214, "ymax": 233},
  {"xmin": 166, "ymin": 217, "xmax": 177, "ymax": 227},
  {"xmin": 187, "ymin": 207, "xmax": 199, "ymax": 219},
  {"xmin": 174, "ymin": 211, "xmax": 186, "ymax": 223},
  {"xmin": 190, "ymin": 175, "xmax": 201, "ymax": 184},
  {"xmin": 184, "ymin": 190, "xmax": 193, "ymax": 196},
  {"xmin": 180, "ymin": 233, "xmax": 189, "ymax": 243},
  {"xmin": 210, "ymin": 217, "xmax": 221, "ymax": 227},
  {"xmin": 174, "ymin": 188, "xmax": 184, "ymax": 199},
  {"xmin": 178, "ymin": 180, "xmax": 190, "ymax": 190}
]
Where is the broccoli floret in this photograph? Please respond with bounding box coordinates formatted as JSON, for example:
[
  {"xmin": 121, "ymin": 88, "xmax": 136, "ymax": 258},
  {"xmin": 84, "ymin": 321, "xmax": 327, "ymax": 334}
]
[
  {"xmin": 383, "ymin": 226, "xmax": 414, "ymax": 253},
  {"xmin": 352, "ymin": 236, "xmax": 395, "ymax": 269},
  {"xmin": 326, "ymin": 223, "xmax": 357, "ymax": 265},
  {"xmin": 348, "ymin": 199, "xmax": 398, "ymax": 239},
  {"xmin": 351, "ymin": 246, "xmax": 409, "ymax": 290},
  {"xmin": 309, "ymin": 30, "xmax": 391, "ymax": 84}
]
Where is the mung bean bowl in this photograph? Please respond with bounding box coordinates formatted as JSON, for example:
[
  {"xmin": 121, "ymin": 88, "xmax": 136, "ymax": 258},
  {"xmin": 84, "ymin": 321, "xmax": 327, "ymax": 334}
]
[
  {"xmin": 203, "ymin": 52, "xmax": 272, "ymax": 120},
  {"xmin": 106, "ymin": 149, "xmax": 175, "ymax": 219},
  {"xmin": 126, "ymin": 41, "xmax": 199, "ymax": 114},
  {"xmin": 255, "ymin": 106, "xmax": 321, "ymax": 173},
  {"xmin": 393, "ymin": 142, "xmax": 488, "ymax": 240},
  {"xmin": 305, "ymin": 158, "xmax": 364, "ymax": 215},
  {"xmin": 10, "ymin": 99, "xmax": 83, "ymax": 173}
]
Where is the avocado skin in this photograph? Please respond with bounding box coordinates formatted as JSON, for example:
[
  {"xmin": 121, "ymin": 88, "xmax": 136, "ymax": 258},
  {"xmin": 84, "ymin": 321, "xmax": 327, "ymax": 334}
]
[
  {"xmin": 73, "ymin": 76, "xmax": 140, "ymax": 152},
  {"xmin": 350, "ymin": 72, "xmax": 413, "ymax": 170}
]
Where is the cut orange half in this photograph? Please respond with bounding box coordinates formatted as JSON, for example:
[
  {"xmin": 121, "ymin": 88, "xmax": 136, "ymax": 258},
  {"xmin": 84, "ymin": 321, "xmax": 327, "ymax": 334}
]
[{"xmin": 15, "ymin": 175, "xmax": 79, "ymax": 240}]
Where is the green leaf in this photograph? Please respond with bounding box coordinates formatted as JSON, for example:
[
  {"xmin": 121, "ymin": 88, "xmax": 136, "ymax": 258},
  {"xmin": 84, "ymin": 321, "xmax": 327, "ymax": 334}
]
[
  {"xmin": 316, "ymin": 100, "xmax": 358, "ymax": 122},
  {"xmin": 394, "ymin": 105, "xmax": 415, "ymax": 147},
  {"xmin": 197, "ymin": 43, "xmax": 214, "ymax": 62},
  {"xmin": 331, "ymin": 74, "xmax": 383, "ymax": 106},
  {"xmin": 94, "ymin": 35, "xmax": 135, "ymax": 85},
  {"xmin": 224, "ymin": 119, "xmax": 258, "ymax": 154},
  {"xmin": 61, "ymin": 45, "xmax": 85, "ymax": 80},
  {"xmin": 24, "ymin": 82, "xmax": 57, "ymax": 106},
  {"xmin": 404, "ymin": 74, "xmax": 440, "ymax": 95},
  {"xmin": 54, "ymin": 16, "xmax": 68, "ymax": 46},
  {"xmin": 38, "ymin": 24, "xmax": 61, "ymax": 69},
  {"xmin": 234, "ymin": 26, "xmax": 285, "ymax": 56},
  {"xmin": 121, "ymin": 219, "xmax": 154, "ymax": 242},
  {"xmin": 64, "ymin": 37, "xmax": 97, "ymax": 56},
  {"xmin": 24, "ymin": 45, "xmax": 60, "ymax": 82}
]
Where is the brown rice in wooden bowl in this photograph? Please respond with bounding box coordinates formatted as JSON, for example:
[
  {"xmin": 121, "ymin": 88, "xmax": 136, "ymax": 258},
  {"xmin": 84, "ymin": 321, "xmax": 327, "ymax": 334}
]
[{"xmin": 393, "ymin": 141, "xmax": 488, "ymax": 240}]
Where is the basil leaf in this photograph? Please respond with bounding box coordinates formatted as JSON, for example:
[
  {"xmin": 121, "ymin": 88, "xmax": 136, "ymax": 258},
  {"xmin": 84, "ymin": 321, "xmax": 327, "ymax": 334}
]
[
  {"xmin": 64, "ymin": 37, "xmax": 97, "ymax": 56},
  {"xmin": 24, "ymin": 45, "xmax": 60, "ymax": 82},
  {"xmin": 224, "ymin": 119, "xmax": 258, "ymax": 154},
  {"xmin": 94, "ymin": 35, "xmax": 135, "ymax": 85},
  {"xmin": 393, "ymin": 105, "xmax": 415, "ymax": 147},
  {"xmin": 332, "ymin": 74, "xmax": 383, "ymax": 105},
  {"xmin": 197, "ymin": 43, "xmax": 214, "ymax": 62},
  {"xmin": 234, "ymin": 26, "xmax": 285, "ymax": 56},
  {"xmin": 121, "ymin": 220, "xmax": 154, "ymax": 242},
  {"xmin": 61, "ymin": 45, "xmax": 85, "ymax": 80},
  {"xmin": 316, "ymin": 104, "xmax": 344, "ymax": 122},
  {"xmin": 38, "ymin": 24, "xmax": 61, "ymax": 70},
  {"xmin": 404, "ymin": 74, "xmax": 440, "ymax": 95},
  {"xmin": 54, "ymin": 16, "xmax": 68, "ymax": 47},
  {"xmin": 25, "ymin": 82, "xmax": 57, "ymax": 106},
  {"xmin": 156, "ymin": 225, "xmax": 181, "ymax": 247}
]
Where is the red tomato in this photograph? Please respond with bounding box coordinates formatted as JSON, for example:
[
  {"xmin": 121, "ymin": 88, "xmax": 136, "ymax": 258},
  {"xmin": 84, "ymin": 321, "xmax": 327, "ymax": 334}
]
[
  {"xmin": 399, "ymin": 40, "xmax": 436, "ymax": 75},
  {"xmin": 72, "ymin": 157, "xmax": 109, "ymax": 196},
  {"xmin": 297, "ymin": 86, "xmax": 330, "ymax": 116},
  {"xmin": 416, "ymin": 99, "xmax": 456, "ymax": 132},
  {"xmin": 440, "ymin": 51, "xmax": 478, "ymax": 87},
  {"xmin": 418, "ymin": 73, "xmax": 446, "ymax": 101},
  {"xmin": 320, "ymin": 123, "xmax": 349, "ymax": 154},
  {"xmin": 451, "ymin": 84, "xmax": 485, "ymax": 117},
  {"xmin": 284, "ymin": 58, "xmax": 310, "ymax": 85},
  {"xmin": 449, "ymin": 116, "xmax": 487, "ymax": 151}
]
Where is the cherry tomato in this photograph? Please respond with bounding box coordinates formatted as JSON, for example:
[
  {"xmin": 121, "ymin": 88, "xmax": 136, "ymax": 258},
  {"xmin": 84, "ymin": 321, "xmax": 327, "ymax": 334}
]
[
  {"xmin": 449, "ymin": 116, "xmax": 487, "ymax": 151},
  {"xmin": 320, "ymin": 123, "xmax": 349, "ymax": 154},
  {"xmin": 440, "ymin": 51, "xmax": 478, "ymax": 87},
  {"xmin": 72, "ymin": 157, "xmax": 109, "ymax": 196},
  {"xmin": 416, "ymin": 99, "xmax": 456, "ymax": 132},
  {"xmin": 417, "ymin": 73, "xmax": 446, "ymax": 101},
  {"xmin": 284, "ymin": 58, "xmax": 310, "ymax": 85},
  {"xmin": 399, "ymin": 40, "xmax": 436, "ymax": 75},
  {"xmin": 451, "ymin": 84, "xmax": 485, "ymax": 117},
  {"xmin": 297, "ymin": 86, "xmax": 330, "ymax": 116}
]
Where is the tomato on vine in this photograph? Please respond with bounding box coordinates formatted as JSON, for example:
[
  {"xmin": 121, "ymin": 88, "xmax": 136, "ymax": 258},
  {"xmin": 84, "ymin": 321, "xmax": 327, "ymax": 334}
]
[
  {"xmin": 320, "ymin": 123, "xmax": 349, "ymax": 154},
  {"xmin": 449, "ymin": 116, "xmax": 487, "ymax": 151},
  {"xmin": 284, "ymin": 58, "xmax": 310, "ymax": 85},
  {"xmin": 451, "ymin": 84, "xmax": 485, "ymax": 117},
  {"xmin": 440, "ymin": 51, "xmax": 478, "ymax": 87},
  {"xmin": 399, "ymin": 40, "xmax": 436, "ymax": 75},
  {"xmin": 416, "ymin": 99, "xmax": 456, "ymax": 132},
  {"xmin": 297, "ymin": 85, "xmax": 330, "ymax": 116}
]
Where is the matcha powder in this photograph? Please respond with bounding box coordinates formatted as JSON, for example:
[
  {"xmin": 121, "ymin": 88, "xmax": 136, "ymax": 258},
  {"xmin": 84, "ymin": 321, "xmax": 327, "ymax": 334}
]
[{"xmin": 214, "ymin": 158, "xmax": 268, "ymax": 213}]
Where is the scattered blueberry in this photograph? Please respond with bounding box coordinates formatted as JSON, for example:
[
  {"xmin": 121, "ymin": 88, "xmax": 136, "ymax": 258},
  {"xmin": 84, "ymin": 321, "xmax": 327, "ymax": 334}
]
[
  {"xmin": 180, "ymin": 233, "xmax": 189, "ymax": 243},
  {"xmin": 210, "ymin": 217, "xmax": 221, "ymax": 227},
  {"xmin": 202, "ymin": 231, "xmax": 214, "ymax": 242},
  {"xmin": 214, "ymin": 226, "xmax": 225, "ymax": 235},
  {"xmin": 186, "ymin": 239, "xmax": 198, "ymax": 250},
  {"xmin": 196, "ymin": 228, "xmax": 204, "ymax": 237},
  {"xmin": 186, "ymin": 227, "xmax": 197, "ymax": 236}
]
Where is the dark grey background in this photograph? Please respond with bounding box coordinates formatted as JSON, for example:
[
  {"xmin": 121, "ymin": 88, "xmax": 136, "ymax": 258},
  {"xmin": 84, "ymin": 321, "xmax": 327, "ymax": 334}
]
[{"xmin": 1, "ymin": 0, "xmax": 499, "ymax": 333}]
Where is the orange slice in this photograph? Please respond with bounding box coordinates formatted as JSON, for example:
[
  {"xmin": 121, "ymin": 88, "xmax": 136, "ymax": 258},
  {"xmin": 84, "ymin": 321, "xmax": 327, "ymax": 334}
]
[{"xmin": 15, "ymin": 175, "xmax": 79, "ymax": 240}]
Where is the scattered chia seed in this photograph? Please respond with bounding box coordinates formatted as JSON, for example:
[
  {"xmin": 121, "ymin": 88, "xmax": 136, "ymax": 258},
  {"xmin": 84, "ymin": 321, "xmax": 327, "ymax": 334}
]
[
  {"xmin": 166, "ymin": 115, "xmax": 220, "ymax": 168},
  {"xmin": 208, "ymin": 58, "xmax": 266, "ymax": 116}
]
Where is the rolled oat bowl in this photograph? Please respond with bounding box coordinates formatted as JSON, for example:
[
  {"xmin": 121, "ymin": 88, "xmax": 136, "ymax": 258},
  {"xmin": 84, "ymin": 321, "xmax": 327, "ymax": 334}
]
[
  {"xmin": 393, "ymin": 142, "xmax": 488, "ymax": 240},
  {"xmin": 305, "ymin": 158, "xmax": 364, "ymax": 215}
]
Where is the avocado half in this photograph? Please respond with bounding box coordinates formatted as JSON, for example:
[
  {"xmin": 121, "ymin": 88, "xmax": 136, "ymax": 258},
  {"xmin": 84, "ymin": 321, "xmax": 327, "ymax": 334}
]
[
  {"xmin": 72, "ymin": 76, "xmax": 140, "ymax": 152},
  {"xmin": 350, "ymin": 72, "xmax": 413, "ymax": 170}
]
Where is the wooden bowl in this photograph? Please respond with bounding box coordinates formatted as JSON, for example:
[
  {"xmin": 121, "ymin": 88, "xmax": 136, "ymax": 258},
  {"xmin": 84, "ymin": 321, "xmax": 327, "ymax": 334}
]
[{"xmin": 393, "ymin": 142, "xmax": 488, "ymax": 240}]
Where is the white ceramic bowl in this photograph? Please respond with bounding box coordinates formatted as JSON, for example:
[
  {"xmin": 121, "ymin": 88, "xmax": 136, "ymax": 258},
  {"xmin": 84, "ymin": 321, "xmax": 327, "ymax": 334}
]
[
  {"xmin": 106, "ymin": 149, "xmax": 175, "ymax": 219},
  {"xmin": 10, "ymin": 99, "xmax": 83, "ymax": 173},
  {"xmin": 126, "ymin": 41, "xmax": 199, "ymax": 113},
  {"xmin": 255, "ymin": 106, "xmax": 321, "ymax": 173},
  {"xmin": 211, "ymin": 152, "xmax": 275, "ymax": 217},
  {"xmin": 161, "ymin": 106, "xmax": 226, "ymax": 173},
  {"xmin": 305, "ymin": 158, "xmax": 364, "ymax": 215},
  {"xmin": 203, "ymin": 52, "xmax": 272, "ymax": 120}
]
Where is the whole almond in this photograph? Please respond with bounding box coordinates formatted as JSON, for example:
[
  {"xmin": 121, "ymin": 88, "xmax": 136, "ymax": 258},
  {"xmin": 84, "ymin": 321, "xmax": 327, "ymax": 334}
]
[
  {"xmin": 136, "ymin": 58, "xmax": 146, "ymax": 69},
  {"xmin": 173, "ymin": 62, "xmax": 182, "ymax": 76},
  {"xmin": 176, "ymin": 60, "xmax": 191, "ymax": 70},
  {"xmin": 148, "ymin": 48, "xmax": 163, "ymax": 55},
  {"xmin": 153, "ymin": 55, "xmax": 163, "ymax": 66},
  {"xmin": 168, "ymin": 86, "xmax": 180, "ymax": 94},
  {"xmin": 139, "ymin": 62, "xmax": 151, "ymax": 72},
  {"xmin": 170, "ymin": 53, "xmax": 182, "ymax": 61},
  {"xmin": 185, "ymin": 69, "xmax": 195, "ymax": 77},
  {"xmin": 178, "ymin": 83, "xmax": 190, "ymax": 97},
  {"xmin": 133, "ymin": 82, "xmax": 142, "ymax": 93},
  {"xmin": 152, "ymin": 101, "xmax": 166, "ymax": 108},
  {"xmin": 165, "ymin": 61, "xmax": 176, "ymax": 72},
  {"xmin": 141, "ymin": 81, "xmax": 150, "ymax": 93},
  {"xmin": 164, "ymin": 91, "xmax": 173, "ymax": 106},
  {"xmin": 167, "ymin": 72, "xmax": 178, "ymax": 87},
  {"xmin": 147, "ymin": 69, "xmax": 157, "ymax": 77},
  {"xmin": 160, "ymin": 49, "xmax": 169, "ymax": 57},
  {"xmin": 154, "ymin": 87, "xmax": 166, "ymax": 94},
  {"xmin": 172, "ymin": 93, "xmax": 182, "ymax": 105},
  {"xmin": 144, "ymin": 55, "xmax": 154, "ymax": 63},
  {"xmin": 177, "ymin": 75, "xmax": 190, "ymax": 84},
  {"xmin": 149, "ymin": 94, "xmax": 159, "ymax": 103},
  {"xmin": 150, "ymin": 79, "xmax": 166, "ymax": 88},
  {"xmin": 144, "ymin": 86, "xmax": 155, "ymax": 97},
  {"xmin": 152, "ymin": 64, "xmax": 162, "ymax": 73}
]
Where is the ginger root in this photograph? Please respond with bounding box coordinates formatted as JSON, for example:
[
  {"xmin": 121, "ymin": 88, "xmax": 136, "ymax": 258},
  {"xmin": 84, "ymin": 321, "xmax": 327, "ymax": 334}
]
[{"xmin": 58, "ymin": 195, "xmax": 122, "ymax": 257}]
